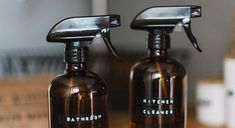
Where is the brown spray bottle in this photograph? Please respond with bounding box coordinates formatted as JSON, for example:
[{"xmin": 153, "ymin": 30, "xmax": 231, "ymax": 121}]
[
  {"xmin": 129, "ymin": 6, "xmax": 202, "ymax": 128},
  {"xmin": 46, "ymin": 15, "xmax": 120, "ymax": 128}
]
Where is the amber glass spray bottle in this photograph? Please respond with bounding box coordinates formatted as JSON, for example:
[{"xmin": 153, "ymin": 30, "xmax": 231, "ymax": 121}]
[
  {"xmin": 129, "ymin": 6, "xmax": 202, "ymax": 128},
  {"xmin": 46, "ymin": 15, "xmax": 120, "ymax": 128}
]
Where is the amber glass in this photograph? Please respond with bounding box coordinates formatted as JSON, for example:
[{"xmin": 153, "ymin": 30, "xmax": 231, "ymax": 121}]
[
  {"xmin": 129, "ymin": 50, "xmax": 186, "ymax": 128},
  {"xmin": 48, "ymin": 64, "xmax": 107, "ymax": 128}
]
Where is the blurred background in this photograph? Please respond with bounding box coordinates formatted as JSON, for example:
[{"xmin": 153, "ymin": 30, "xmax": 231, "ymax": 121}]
[{"xmin": 0, "ymin": 0, "xmax": 234, "ymax": 128}]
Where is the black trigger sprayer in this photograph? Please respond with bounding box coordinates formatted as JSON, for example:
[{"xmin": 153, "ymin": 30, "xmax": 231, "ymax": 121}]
[
  {"xmin": 131, "ymin": 5, "xmax": 202, "ymax": 52},
  {"xmin": 47, "ymin": 15, "xmax": 121, "ymax": 61}
]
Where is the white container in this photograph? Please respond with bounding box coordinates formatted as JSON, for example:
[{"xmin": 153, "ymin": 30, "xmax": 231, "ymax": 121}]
[
  {"xmin": 224, "ymin": 56, "xmax": 235, "ymax": 128},
  {"xmin": 196, "ymin": 78, "xmax": 225, "ymax": 127}
]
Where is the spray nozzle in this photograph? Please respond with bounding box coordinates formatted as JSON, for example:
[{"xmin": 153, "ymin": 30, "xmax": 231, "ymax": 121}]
[
  {"xmin": 47, "ymin": 15, "xmax": 121, "ymax": 59},
  {"xmin": 131, "ymin": 5, "xmax": 202, "ymax": 52}
]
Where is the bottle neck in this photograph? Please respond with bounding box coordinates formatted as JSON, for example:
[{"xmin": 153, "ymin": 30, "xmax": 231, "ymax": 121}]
[
  {"xmin": 148, "ymin": 49, "xmax": 168, "ymax": 57},
  {"xmin": 147, "ymin": 32, "xmax": 170, "ymax": 57},
  {"xmin": 64, "ymin": 43, "xmax": 89, "ymax": 72},
  {"xmin": 66, "ymin": 63, "xmax": 87, "ymax": 71}
]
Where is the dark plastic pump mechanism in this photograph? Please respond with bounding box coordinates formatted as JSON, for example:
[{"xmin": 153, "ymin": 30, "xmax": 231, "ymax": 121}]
[
  {"xmin": 131, "ymin": 5, "xmax": 202, "ymax": 52},
  {"xmin": 47, "ymin": 15, "xmax": 121, "ymax": 58}
]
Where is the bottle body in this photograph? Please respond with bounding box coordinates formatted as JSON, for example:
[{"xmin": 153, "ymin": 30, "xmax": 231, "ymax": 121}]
[
  {"xmin": 129, "ymin": 56, "xmax": 186, "ymax": 128},
  {"xmin": 49, "ymin": 70, "xmax": 107, "ymax": 128}
]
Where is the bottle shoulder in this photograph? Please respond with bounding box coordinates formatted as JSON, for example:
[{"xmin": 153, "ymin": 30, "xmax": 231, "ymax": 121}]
[
  {"xmin": 131, "ymin": 57, "xmax": 186, "ymax": 77},
  {"xmin": 52, "ymin": 70, "xmax": 104, "ymax": 81},
  {"xmin": 49, "ymin": 70, "xmax": 106, "ymax": 95}
]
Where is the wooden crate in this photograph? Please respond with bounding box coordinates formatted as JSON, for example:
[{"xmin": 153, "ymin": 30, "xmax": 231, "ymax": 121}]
[{"xmin": 0, "ymin": 75, "xmax": 52, "ymax": 128}]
